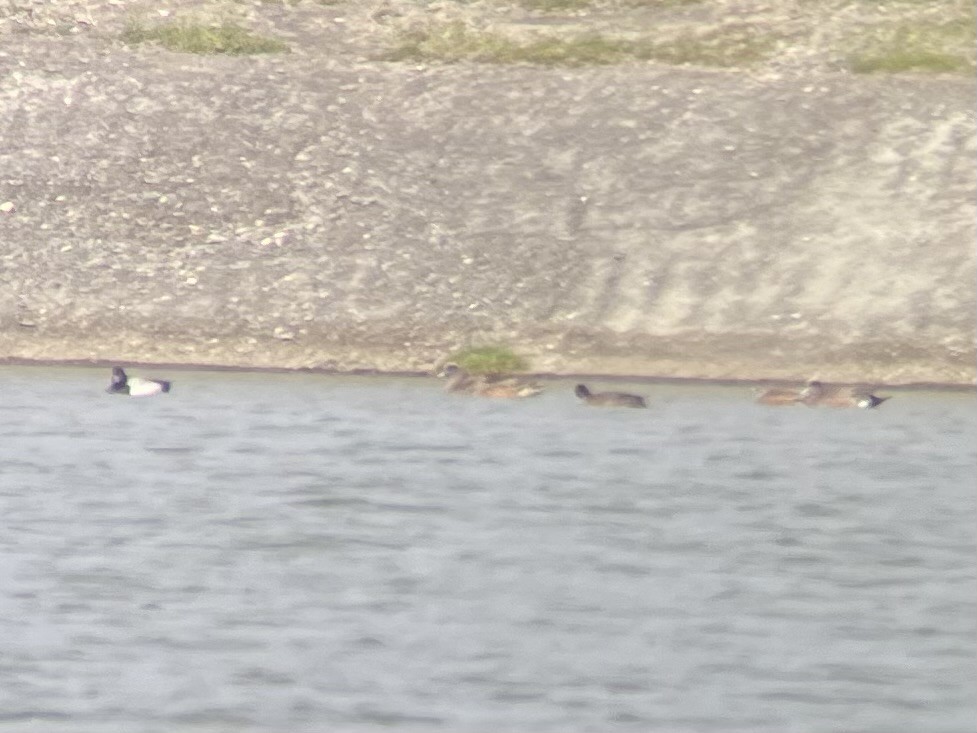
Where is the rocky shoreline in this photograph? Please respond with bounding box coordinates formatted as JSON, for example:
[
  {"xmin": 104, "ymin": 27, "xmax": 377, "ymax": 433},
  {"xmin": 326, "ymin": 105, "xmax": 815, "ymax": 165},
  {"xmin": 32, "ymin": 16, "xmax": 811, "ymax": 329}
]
[{"xmin": 1, "ymin": 0, "xmax": 974, "ymax": 386}]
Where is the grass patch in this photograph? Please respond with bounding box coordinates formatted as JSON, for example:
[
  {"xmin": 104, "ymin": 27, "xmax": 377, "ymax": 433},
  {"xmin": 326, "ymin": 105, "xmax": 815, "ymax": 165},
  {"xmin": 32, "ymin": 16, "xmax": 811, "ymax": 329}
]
[
  {"xmin": 448, "ymin": 346, "xmax": 530, "ymax": 376},
  {"xmin": 384, "ymin": 21, "xmax": 775, "ymax": 67},
  {"xmin": 846, "ymin": 18, "xmax": 975, "ymax": 73},
  {"xmin": 517, "ymin": 0, "xmax": 703, "ymax": 8},
  {"xmin": 634, "ymin": 25, "xmax": 776, "ymax": 66},
  {"xmin": 618, "ymin": 0, "xmax": 705, "ymax": 6},
  {"xmin": 256, "ymin": 0, "xmax": 344, "ymax": 5},
  {"xmin": 519, "ymin": 0, "xmax": 593, "ymax": 10},
  {"xmin": 122, "ymin": 19, "xmax": 289, "ymax": 55},
  {"xmin": 384, "ymin": 22, "xmax": 564, "ymax": 65}
]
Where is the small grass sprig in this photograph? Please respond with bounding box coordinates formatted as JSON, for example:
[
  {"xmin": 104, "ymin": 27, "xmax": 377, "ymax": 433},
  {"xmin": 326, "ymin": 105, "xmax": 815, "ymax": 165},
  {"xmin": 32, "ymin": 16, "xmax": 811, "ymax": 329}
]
[
  {"xmin": 122, "ymin": 19, "xmax": 289, "ymax": 55},
  {"xmin": 448, "ymin": 345, "xmax": 530, "ymax": 376},
  {"xmin": 384, "ymin": 20, "xmax": 774, "ymax": 68},
  {"xmin": 846, "ymin": 19, "xmax": 975, "ymax": 74}
]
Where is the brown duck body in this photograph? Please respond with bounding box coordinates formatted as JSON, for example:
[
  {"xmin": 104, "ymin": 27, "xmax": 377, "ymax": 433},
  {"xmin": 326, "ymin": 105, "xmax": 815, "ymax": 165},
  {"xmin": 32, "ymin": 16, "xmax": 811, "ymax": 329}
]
[
  {"xmin": 474, "ymin": 378, "xmax": 544, "ymax": 398},
  {"xmin": 439, "ymin": 364, "xmax": 543, "ymax": 398},
  {"xmin": 754, "ymin": 387, "xmax": 804, "ymax": 406},
  {"xmin": 574, "ymin": 384, "xmax": 646, "ymax": 408}
]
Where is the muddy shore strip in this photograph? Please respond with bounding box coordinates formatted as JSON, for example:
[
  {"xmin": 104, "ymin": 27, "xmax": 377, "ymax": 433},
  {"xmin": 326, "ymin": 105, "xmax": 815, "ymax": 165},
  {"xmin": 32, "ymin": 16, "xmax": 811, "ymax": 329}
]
[{"xmin": 1, "ymin": 1, "xmax": 974, "ymax": 387}]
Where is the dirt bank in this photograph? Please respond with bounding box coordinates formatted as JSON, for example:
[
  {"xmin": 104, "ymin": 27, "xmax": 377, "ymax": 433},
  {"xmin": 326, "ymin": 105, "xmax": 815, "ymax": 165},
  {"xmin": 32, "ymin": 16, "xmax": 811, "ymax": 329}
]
[{"xmin": 1, "ymin": 0, "xmax": 974, "ymax": 385}]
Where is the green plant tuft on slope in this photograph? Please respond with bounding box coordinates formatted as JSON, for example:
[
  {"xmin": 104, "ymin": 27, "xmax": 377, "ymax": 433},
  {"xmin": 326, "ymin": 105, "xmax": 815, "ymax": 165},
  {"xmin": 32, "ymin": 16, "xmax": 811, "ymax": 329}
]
[
  {"xmin": 449, "ymin": 346, "xmax": 530, "ymax": 375},
  {"xmin": 122, "ymin": 19, "xmax": 289, "ymax": 55}
]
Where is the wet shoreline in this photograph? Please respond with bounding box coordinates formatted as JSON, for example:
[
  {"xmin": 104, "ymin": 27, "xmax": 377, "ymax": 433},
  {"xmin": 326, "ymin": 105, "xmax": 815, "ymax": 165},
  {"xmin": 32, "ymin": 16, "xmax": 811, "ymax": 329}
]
[{"xmin": 3, "ymin": 357, "xmax": 973, "ymax": 393}]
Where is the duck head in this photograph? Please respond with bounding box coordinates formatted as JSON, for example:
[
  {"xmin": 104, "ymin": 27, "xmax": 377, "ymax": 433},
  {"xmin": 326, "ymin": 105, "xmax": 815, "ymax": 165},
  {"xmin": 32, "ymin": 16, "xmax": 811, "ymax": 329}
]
[
  {"xmin": 106, "ymin": 366, "xmax": 129, "ymax": 394},
  {"xmin": 438, "ymin": 363, "xmax": 461, "ymax": 378},
  {"xmin": 800, "ymin": 380, "xmax": 825, "ymax": 400}
]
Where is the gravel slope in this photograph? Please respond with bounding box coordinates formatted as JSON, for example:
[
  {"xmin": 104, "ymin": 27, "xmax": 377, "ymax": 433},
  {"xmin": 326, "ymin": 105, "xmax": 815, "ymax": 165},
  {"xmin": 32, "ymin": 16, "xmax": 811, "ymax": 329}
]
[{"xmin": 1, "ymin": 0, "xmax": 974, "ymax": 384}]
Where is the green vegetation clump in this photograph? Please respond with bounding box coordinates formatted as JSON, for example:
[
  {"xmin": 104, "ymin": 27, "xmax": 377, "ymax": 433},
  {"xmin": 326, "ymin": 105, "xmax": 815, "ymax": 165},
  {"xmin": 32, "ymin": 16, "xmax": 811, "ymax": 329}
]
[
  {"xmin": 519, "ymin": 0, "xmax": 702, "ymax": 8},
  {"xmin": 519, "ymin": 0, "xmax": 593, "ymax": 11},
  {"xmin": 122, "ymin": 19, "xmax": 290, "ymax": 55},
  {"xmin": 634, "ymin": 26, "xmax": 777, "ymax": 67},
  {"xmin": 449, "ymin": 346, "xmax": 529, "ymax": 376},
  {"xmin": 257, "ymin": 0, "xmax": 344, "ymax": 5},
  {"xmin": 384, "ymin": 21, "xmax": 774, "ymax": 67},
  {"xmin": 383, "ymin": 22, "xmax": 545, "ymax": 65},
  {"xmin": 846, "ymin": 19, "xmax": 975, "ymax": 74}
]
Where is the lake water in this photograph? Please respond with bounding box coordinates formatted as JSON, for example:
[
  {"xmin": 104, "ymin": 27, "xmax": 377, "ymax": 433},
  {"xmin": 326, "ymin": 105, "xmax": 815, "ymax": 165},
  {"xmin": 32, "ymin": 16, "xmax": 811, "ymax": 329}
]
[{"xmin": 1, "ymin": 366, "xmax": 974, "ymax": 733}]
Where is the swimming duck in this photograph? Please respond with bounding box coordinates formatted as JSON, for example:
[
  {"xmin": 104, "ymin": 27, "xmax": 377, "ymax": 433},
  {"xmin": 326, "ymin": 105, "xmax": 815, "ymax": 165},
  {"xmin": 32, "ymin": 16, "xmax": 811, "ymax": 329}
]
[
  {"xmin": 799, "ymin": 381, "xmax": 890, "ymax": 409},
  {"xmin": 574, "ymin": 384, "xmax": 646, "ymax": 408},
  {"xmin": 106, "ymin": 366, "xmax": 172, "ymax": 397},
  {"xmin": 438, "ymin": 363, "xmax": 543, "ymax": 399},
  {"xmin": 754, "ymin": 378, "xmax": 827, "ymax": 406}
]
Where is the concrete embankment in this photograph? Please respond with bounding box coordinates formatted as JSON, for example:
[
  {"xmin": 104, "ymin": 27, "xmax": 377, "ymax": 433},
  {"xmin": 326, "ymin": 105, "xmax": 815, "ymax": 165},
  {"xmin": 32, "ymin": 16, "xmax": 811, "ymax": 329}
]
[{"xmin": 1, "ymin": 2, "xmax": 974, "ymax": 385}]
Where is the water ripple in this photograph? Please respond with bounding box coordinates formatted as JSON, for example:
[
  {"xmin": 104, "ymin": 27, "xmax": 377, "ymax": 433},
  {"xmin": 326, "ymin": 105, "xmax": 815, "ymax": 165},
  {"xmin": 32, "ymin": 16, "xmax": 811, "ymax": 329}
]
[{"xmin": 0, "ymin": 367, "xmax": 973, "ymax": 733}]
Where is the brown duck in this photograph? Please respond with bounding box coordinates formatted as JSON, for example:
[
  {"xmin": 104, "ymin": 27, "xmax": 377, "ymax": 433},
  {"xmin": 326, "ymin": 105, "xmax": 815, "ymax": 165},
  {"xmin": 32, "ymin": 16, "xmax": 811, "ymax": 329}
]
[
  {"xmin": 439, "ymin": 363, "xmax": 543, "ymax": 399},
  {"xmin": 574, "ymin": 384, "xmax": 646, "ymax": 408},
  {"xmin": 799, "ymin": 381, "xmax": 890, "ymax": 409}
]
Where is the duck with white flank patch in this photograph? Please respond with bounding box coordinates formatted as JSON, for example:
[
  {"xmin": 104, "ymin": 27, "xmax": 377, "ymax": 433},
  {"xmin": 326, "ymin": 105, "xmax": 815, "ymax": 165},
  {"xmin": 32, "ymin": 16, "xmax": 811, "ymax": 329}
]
[
  {"xmin": 799, "ymin": 380, "xmax": 890, "ymax": 409},
  {"xmin": 106, "ymin": 367, "xmax": 172, "ymax": 397}
]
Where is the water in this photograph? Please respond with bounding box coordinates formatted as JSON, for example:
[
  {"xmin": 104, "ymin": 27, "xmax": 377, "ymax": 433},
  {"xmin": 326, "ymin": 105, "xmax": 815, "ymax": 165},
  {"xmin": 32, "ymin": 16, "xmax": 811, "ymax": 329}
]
[{"xmin": 1, "ymin": 366, "xmax": 974, "ymax": 733}]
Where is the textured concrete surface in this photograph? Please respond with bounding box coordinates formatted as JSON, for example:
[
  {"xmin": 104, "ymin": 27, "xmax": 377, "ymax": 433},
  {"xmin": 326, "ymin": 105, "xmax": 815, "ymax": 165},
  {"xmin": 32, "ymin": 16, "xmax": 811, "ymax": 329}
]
[{"xmin": 1, "ymin": 1, "xmax": 974, "ymax": 384}]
